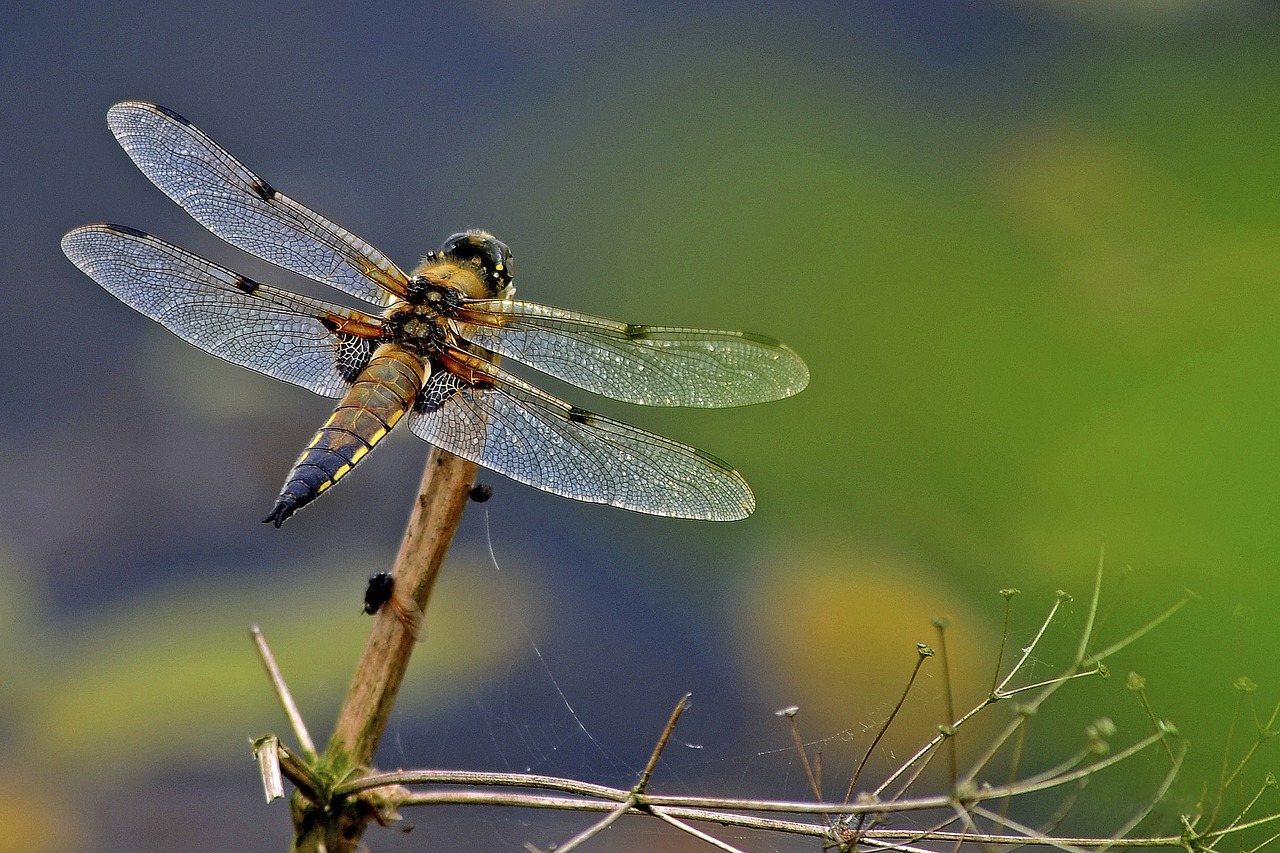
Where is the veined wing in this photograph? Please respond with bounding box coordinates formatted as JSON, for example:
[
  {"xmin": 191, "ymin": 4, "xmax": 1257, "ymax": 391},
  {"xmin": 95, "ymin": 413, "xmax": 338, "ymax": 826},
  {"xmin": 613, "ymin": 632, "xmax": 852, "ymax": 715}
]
[
  {"xmin": 62, "ymin": 224, "xmax": 384, "ymax": 398},
  {"xmin": 454, "ymin": 300, "xmax": 810, "ymax": 407},
  {"xmin": 408, "ymin": 350, "xmax": 755, "ymax": 520},
  {"xmin": 106, "ymin": 101, "xmax": 408, "ymax": 307}
]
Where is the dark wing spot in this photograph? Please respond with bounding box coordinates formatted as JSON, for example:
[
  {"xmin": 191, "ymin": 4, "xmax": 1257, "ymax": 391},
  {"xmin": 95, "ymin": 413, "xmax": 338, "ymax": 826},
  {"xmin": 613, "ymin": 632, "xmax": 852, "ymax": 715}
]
[
  {"xmin": 567, "ymin": 407, "xmax": 597, "ymax": 426},
  {"xmin": 624, "ymin": 324, "xmax": 657, "ymax": 340},
  {"xmin": 153, "ymin": 103, "xmax": 193, "ymax": 125},
  {"xmin": 737, "ymin": 330, "xmax": 787, "ymax": 346},
  {"xmin": 108, "ymin": 223, "xmax": 150, "ymax": 239},
  {"xmin": 232, "ymin": 274, "xmax": 260, "ymax": 295},
  {"xmin": 248, "ymin": 178, "xmax": 276, "ymax": 201}
]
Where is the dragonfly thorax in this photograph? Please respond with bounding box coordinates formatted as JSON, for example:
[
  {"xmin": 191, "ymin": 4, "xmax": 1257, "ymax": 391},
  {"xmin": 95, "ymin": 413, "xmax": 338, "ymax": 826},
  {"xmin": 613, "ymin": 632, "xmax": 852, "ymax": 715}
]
[
  {"xmin": 402, "ymin": 278, "xmax": 464, "ymax": 314},
  {"xmin": 381, "ymin": 301, "xmax": 449, "ymax": 354}
]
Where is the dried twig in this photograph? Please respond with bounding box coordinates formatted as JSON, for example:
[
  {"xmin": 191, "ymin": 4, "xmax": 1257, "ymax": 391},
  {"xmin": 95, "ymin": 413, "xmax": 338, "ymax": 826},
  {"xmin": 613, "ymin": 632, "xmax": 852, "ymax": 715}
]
[
  {"xmin": 250, "ymin": 521, "xmax": 1274, "ymax": 853},
  {"xmin": 251, "ymin": 624, "xmax": 316, "ymax": 759},
  {"xmin": 546, "ymin": 694, "xmax": 693, "ymax": 853}
]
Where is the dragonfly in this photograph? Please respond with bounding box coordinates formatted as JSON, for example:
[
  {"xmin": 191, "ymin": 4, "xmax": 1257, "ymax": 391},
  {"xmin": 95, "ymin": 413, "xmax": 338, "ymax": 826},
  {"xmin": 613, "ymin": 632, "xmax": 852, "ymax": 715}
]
[{"xmin": 62, "ymin": 102, "xmax": 809, "ymax": 525}]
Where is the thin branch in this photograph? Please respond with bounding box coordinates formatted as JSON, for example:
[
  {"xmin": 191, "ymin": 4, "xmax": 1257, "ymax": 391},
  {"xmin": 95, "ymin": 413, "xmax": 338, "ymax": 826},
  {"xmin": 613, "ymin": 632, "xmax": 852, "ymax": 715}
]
[
  {"xmin": 886, "ymin": 722, "xmax": 945, "ymax": 802},
  {"xmin": 275, "ymin": 743, "xmax": 325, "ymax": 802},
  {"xmin": 851, "ymin": 807, "xmax": 964, "ymax": 853},
  {"xmin": 399, "ymin": 789, "xmax": 830, "ymax": 837},
  {"xmin": 859, "ymin": 837, "xmax": 957, "ymax": 853},
  {"xmin": 1223, "ymin": 776, "xmax": 1276, "ymax": 835},
  {"xmin": 639, "ymin": 693, "xmax": 692, "ymax": 792},
  {"xmin": 1000, "ymin": 745, "xmax": 1092, "ymax": 792},
  {"xmin": 650, "ymin": 808, "xmax": 752, "ymax": 853},
  {"xmin": 550, "ymin": 801, "xmax": 632, "ymax": 853},
  {"xmin": 1000, "ymin": 668, "xmax": 1104, "ymax": 697},
  {"xmin": 990, "ymin": 589, "xmax": 1021, "ymax": 695},
  {"xmin": 1080, "ymin": 592, "xmax": 1194, "ymax": 670},
  {"xmin": 1245, "ymin": 826, "xmax": 1280, "ymax": 853},
  {"xmin": 1033, "ymin": 774, "xmax": 1088, "ymax": 839},
  {"xmin": 978, "ymin": 729, "xmax": 1172, "ymax": 799},
  {"xmin": 1127, "ymin": 675, "xmax": 1179, "ymax": 765},
  {"xmin": 994, "ymin": 591, "xmax": 1070, "ymax": 697},
  {"xmin": 544, "ymin": 693, "xmax": 694, "ymax": 853},
  {"xmin": 1074, "ymin": 541, "xmax": 1106, "ymax": 666},
  {"xmin": 1210, "ymin": 687, "xmax": 1247, "ymax": 829},
  {"xmin": 952, "ymin": 801, "xmax": 1000, "ymax": 853},
  {"xmin": 1214, "ymin": 688, "xmax": 1280, "ymax": 820},
  {"xmin": 251, "ymin": 624, "xmax": 317, "ymax": 759},
  {"xmin": 970, "ymin": 804, "xmax": 1088, "ymax": 853},
  {"xmin": 338, "ymin": 726, "xmax": 1165, "ymax": 818},
  {"xmin": 934, "ymin": 617, "xmax": 959, "ymax": 789},
  {"xmin": 1260, "ymin": 695, "xmax": 1280, "ymax": 736},
  {"xmin": 997, "ymin": 717, "xmax": 1027, "ymax": 825},
  {"xmin": 778, "ymin": 706, "xmax": 824, "ymax": 803},
  {"xmin": 1201, "ymin": 808, "xmax": 1280, "ymax": 840},
  {"xmin": 843, "ymin": 647, "xmax": 932, "ymax": 801},
  {"xmin": 963, "ymin": 558, "xmax": 1185, "ymax": 800},
  {"xmin": 1101, "ymin": 740, "xmax": 1189, "ymax": 852}
]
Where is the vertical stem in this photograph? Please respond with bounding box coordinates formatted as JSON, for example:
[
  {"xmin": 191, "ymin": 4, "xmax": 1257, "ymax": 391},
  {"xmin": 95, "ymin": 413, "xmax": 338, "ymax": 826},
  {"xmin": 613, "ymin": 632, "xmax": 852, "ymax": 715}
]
[{"xmin": 324, "ymin": 446, "xmax": 477, "ymax": 767}]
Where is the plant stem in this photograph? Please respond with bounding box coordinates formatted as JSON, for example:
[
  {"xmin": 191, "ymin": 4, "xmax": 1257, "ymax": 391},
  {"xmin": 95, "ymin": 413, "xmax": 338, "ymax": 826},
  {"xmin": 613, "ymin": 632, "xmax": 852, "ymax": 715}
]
[
  {"xmin": 327, "ymin": 446, "xmax": 477, "ymax": 766},
  {"xmin": 292, "ymin": 446, "xmax": 476, "ymax": 851}
]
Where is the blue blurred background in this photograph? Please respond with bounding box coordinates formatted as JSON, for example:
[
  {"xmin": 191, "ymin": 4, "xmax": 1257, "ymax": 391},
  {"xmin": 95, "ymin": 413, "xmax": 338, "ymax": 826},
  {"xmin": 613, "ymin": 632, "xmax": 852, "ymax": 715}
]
[{"xmin": 4, "ymin": 1, "xmax": 1280, "ymax": 850}]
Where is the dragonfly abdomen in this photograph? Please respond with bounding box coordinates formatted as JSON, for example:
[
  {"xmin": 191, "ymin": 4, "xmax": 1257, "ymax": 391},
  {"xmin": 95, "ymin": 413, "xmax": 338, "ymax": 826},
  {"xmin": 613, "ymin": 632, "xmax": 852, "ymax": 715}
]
[{"xmin": 263, "ymin": 343, "xmax": 427, "ymax": 526}]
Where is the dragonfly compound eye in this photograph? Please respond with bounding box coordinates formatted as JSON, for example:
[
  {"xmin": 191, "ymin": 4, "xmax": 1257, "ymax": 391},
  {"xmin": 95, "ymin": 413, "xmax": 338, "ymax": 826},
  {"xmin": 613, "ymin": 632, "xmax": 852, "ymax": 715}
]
[{"xmin": 439, "ymin": 230, "xmax": 514, "ymax": 296}]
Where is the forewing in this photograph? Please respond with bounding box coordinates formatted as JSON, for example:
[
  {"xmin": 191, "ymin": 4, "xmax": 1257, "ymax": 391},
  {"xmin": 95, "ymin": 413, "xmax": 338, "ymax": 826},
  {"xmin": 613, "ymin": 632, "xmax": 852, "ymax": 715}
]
[
  {"xmin": 62, "ymin": 224, "xmax": 381, "ymax": 398},
  {"xmin": 455, "ymin": 300, "xmax": 810, "ymax": 407},
  {"xmin": 106, "ymin": 101, "xmax": 407, "ymax": 306},
  {"xmin": 407, "ymin": 355, "xmax": 755, "ymax": 520}
]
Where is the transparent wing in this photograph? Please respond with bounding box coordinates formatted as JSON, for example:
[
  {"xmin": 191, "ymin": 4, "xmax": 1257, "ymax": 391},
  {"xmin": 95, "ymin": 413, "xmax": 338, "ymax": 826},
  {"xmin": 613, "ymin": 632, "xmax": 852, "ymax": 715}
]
[
  {"xmin": 455, "ymin": 300, "xmax": 809, "ymax": 407},
  {"xmin": 62, "ymin": 224, "xmax": 385, "ymax": 398},
  {"xmin": 106, "ymin": 101, "xmax": 407, "ymax": 306},
  {"xmin": 407, "ymin": 353, "xmax": 755, "ymax": 520}
]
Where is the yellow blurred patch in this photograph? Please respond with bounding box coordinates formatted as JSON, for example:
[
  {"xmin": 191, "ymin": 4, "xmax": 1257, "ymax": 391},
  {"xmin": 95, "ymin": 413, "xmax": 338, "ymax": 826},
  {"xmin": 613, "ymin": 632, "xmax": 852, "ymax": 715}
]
[
  {"xmin": 731, "ymin": 540, "xmax": 1000, "ymax": 790},
  {"xmin": 0, "ymin": 779, "xmax": 88, "ymax": 853}
]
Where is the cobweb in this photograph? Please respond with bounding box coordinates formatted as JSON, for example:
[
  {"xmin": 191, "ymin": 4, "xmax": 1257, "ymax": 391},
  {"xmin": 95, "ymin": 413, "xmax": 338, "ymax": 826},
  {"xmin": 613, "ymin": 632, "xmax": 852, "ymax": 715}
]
[
  {"xmin": 369, "ymin": 505, "xmax": 829, "ymax": 852},
  {"xmin": 354, "ymin": 533, "xmax": 1211, "ymax": 853}
]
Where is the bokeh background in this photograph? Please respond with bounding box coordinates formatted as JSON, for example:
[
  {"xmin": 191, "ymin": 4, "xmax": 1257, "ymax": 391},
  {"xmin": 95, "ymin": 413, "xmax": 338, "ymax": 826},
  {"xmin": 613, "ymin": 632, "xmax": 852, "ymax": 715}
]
[{"xmin": 4, "ymin": 2, "xmax": 1280, "ymax": 850}]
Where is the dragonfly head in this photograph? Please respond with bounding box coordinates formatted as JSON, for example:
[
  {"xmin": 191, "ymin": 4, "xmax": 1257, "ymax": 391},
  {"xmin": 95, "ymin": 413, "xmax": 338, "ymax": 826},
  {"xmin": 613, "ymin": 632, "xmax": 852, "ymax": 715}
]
[{"xmin": 438, "ymin": 230, "xmax": 514, "ymax": 298}]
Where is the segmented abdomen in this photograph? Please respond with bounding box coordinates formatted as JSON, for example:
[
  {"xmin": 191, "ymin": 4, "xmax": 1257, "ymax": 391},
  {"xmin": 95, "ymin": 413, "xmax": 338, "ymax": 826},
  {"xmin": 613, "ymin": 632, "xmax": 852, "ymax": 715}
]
[{"xmin": 263, "ymin": 343, "xmax": 426, "ymax": 526}]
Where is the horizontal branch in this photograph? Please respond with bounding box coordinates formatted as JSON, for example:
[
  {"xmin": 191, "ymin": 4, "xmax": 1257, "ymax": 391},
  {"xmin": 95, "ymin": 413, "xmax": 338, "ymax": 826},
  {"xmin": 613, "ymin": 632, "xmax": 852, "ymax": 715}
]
[
  {"xmin": 391, "ymin": 788, "xmax": 1189, "ymax": 848},
  {"xmin": 337, "ymin": 766, "xmax": 953, "ymax": 814},
  {"xmin": 336, "ymin": 733, "xmax": 1172, "ymax": 820}
]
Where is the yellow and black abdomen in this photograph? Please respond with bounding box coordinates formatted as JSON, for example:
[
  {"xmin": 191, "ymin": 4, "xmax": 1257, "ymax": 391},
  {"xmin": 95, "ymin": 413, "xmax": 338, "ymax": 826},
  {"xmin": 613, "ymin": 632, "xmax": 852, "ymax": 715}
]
[{"xmin": 263, "ymin": 343, "xmax": 426, "ymax": 526}]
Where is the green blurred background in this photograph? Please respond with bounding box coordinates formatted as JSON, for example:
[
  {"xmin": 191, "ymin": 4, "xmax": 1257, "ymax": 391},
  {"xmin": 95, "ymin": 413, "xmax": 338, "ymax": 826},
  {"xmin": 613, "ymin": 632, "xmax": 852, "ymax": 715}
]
[{"xmin": 3, "ymin": 2, "xmax": 1279, "ymax": 850}]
